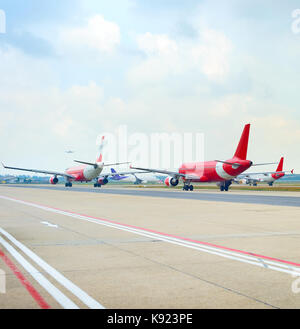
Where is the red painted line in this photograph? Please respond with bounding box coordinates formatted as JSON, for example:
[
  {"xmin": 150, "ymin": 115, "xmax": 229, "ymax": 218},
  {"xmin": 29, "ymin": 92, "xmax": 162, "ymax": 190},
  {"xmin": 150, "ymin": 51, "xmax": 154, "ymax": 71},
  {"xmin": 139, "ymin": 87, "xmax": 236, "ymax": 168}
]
[
  {"xmin": 4, "ymin": 195, "xmax": 300, "ymax": 268},
  {"xmin": 0, "ymin": 249, "xmax": 51, "ymax": 309}
]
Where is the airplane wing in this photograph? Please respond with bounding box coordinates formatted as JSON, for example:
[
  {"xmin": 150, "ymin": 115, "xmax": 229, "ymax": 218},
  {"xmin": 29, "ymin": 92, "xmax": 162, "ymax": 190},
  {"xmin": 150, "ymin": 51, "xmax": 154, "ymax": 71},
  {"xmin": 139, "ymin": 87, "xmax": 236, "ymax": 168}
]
[
  {"xmin": 2, "ymin": 163, "xmax": 74, "ymax": 179},
  {"xmin": 130, "ymin": 165, "xmax": 187, "ymax": 179},
  {"xmin": 98, "ymin": 170, "xmax": 149, "ymax": 178},
  {"xmin": 74, "ymin": 160, "xmax": 131, "ymax": 167}
]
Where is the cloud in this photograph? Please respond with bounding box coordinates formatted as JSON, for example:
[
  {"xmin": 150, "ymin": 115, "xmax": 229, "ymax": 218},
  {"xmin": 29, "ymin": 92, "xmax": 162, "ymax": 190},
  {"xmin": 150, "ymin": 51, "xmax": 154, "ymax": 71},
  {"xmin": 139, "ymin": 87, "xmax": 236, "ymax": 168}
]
[
  {"xmin": 137, "ymin": 32, "xmax": 178, "ymax": 56},
  {"xmin": 59, "ymin": 15, "xmax": 120, "ymax": 54},
  {"xmin": 0, "ymin": 45, "xmax": 107, "ymax": 167},
  {"xmin": 1, "ymin": 1, "xmax": 300, "ymax": 175},
  {"xmin": 0, "ymin": 31, "xmax": 55, "ymax": 58},
  {"xmin": 191, "ymin": 29, "xmax": 232, "ymax": 81},
  {"xmin": 129, "ymin": 27, "xmax": 232, "ymax": 86}
]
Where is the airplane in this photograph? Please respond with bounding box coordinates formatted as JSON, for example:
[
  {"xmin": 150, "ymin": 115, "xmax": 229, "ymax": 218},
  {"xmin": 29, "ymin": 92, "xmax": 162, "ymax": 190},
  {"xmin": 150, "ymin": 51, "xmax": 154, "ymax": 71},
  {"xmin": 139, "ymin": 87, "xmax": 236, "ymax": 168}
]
[
  {"xmin": 109, "ymin": 168, "xmax": 130, "ymax": 181},
  {"xmin": 2, "ymin": 136, "xmax": 129, "ymax": 188},
  {"xmin": 131, "ymin": 124, "xmax": 276, "ymax": 192},
  {"xmin": 104, "ymin": 168, "xmax": 166, "ymax": 185},
  {"xmin": 130, "ymin": 173, "xmax": 167, "ymax": 185},
  {"xmin": 97, "ymin": 168, "xmax": 152, "ymax": 186},
  {"xmin": 234, "ymin": 157, "xmax": 294, "ymax": 186}
]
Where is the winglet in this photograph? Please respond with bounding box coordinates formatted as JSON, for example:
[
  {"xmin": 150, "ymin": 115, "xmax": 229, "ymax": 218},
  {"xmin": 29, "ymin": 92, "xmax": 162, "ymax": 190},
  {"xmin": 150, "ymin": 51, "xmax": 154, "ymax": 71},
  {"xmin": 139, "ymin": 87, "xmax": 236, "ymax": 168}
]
[
  {"xmin": 234, "ymin": 124, "xmax": 250, "ymax": 160},
  {"xmin": 291, "ymin": 169, "xmax": 295, "ymax": 175}
]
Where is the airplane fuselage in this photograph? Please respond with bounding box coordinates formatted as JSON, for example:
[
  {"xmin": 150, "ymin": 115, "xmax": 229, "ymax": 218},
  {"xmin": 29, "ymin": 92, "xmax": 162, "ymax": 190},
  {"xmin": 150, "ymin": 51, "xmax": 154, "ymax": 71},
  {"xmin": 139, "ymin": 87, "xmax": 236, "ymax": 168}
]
[
  {"xmin": 179, "ymin": 158, "xmax": 252, "ymax": 183},
  {"xmin": 240, "ymin": 172, "xmax": 285, "ymax": 184},
  {"xmin": 65, "ymin": 163, "xmax": 104, "ymax": 182}
]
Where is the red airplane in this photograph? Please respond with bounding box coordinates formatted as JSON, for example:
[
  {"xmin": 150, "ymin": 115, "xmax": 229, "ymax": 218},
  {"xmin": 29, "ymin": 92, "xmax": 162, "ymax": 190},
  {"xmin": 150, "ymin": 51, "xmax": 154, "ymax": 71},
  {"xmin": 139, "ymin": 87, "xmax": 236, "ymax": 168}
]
[
  {"xmin": 235, "ymin": 157, "xmax": 294, "ymax": 186},
  {"xmin": 2, "ymin": 136, "xmax": 128, "ymax": 188},
  {"xmin": 131, "ymin": 124, "xmax": 274, "ymax": 191}
]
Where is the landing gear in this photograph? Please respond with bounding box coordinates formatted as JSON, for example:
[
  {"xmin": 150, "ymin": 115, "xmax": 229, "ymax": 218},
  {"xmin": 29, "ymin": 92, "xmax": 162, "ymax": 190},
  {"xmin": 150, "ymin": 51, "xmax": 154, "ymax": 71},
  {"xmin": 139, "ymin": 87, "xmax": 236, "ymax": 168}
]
[
  {"xmin": 268, "ymin": 182, "xmax": 273, "ymax": 187},
  {"xmin": 94, "ymin": 183, "xmax": 102, "ymax": 188},
  {"xmin": 65, "ymin": 182, "xmax": 72, "ymax": 187},
  {"xmin": 219, "ymin": 180, "xmax": 232, "ymax": 192},
  {"xmin": 183, "ymin": 183, "xmax": 194, "ymax": 191}
]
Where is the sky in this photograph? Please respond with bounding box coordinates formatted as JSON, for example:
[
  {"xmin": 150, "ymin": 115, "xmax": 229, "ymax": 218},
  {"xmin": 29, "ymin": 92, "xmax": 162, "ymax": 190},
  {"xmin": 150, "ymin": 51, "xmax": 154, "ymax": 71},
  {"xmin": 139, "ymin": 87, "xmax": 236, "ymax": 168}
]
[{"xmin": 1, "ymin": 0, "xmax": 300, "ymax": 174}]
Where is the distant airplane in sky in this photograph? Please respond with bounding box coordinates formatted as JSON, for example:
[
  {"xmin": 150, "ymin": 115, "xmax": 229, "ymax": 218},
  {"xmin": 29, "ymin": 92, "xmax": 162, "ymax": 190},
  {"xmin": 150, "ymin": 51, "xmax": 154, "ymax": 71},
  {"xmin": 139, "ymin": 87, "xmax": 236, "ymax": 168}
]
[
  {"xmin": 131, "ymin": 124, "xmax": 276, "ymax": 191},
  {"xmin": 235, "ymin": 157, "xmax": 294, "ymax": 186},
  {"xmin": 2, "ymin": 136, "xmax": 129, "ymax": 187}
]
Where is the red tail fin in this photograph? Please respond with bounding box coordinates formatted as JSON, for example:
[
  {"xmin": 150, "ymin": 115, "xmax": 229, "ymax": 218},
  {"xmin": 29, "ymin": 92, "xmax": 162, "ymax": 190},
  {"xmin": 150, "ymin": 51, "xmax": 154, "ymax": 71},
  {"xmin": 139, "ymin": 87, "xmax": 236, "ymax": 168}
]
[
  {"xmin": 96, "ymin": 136, "xmax": 105, "ymax": 163},
  {"xmin": 276, "ymin": 157, "xmax": 284, "ymax": 172},
  {"xmin": 234, "ymin": 124, "xmax": 250, "ymax": 160}
]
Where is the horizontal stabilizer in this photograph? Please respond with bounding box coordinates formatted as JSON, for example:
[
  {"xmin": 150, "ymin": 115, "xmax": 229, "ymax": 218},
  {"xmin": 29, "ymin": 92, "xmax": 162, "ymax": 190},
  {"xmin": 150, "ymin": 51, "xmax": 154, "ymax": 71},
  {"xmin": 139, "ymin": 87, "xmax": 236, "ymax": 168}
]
[
  {"xmin": 251, "ymin": 162, "xmax": 277, "ymax": 166},
  {"xmin": 103, "ymin": 162, "xmax": 131, "ymax": 167},
  {"xmin": 74, "ymin": 160, "xmax": 96, "ymax": 166},
  {"xmin": 74, "ymin": 160, "xmax": 131, "ymax": 167},
  {"xmin": 215, "ymin": 160, "xmax": 241, "ymax": 167}
]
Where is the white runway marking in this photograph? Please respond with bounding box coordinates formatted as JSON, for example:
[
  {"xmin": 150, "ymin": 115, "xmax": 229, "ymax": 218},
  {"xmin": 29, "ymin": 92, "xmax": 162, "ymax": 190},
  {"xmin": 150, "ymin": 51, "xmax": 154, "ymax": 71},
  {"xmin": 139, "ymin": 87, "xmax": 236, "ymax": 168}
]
[
  {"xmin": 1, "ymin": 195, "xmax": 300, "ymax": 278},
  {"xmin": 0, "ymin": 234, "xmax": 79, "ymax": 309},
  {"xmin": 41, "ymin": 221, "xmax": 58, "ymax": 228},
  {"xmin": 0, "ymin": 226, "xmax": 105, "ymax": 309}
]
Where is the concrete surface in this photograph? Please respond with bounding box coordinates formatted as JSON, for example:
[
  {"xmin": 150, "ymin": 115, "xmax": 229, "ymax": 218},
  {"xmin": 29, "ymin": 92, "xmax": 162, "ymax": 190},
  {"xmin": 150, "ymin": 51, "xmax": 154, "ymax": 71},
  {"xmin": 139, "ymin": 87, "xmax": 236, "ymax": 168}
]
[{"xmin": 0, "ymin": 185, "xmax": 300, "ymax": 309}]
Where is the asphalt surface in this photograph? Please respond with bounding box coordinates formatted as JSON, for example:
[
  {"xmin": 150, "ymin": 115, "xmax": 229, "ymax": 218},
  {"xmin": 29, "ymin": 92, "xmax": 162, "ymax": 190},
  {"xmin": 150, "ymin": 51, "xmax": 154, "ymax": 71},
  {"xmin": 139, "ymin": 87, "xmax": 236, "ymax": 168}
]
[
  {"xmin": 1, "ymin": 186, "xmax": 300, "ymax": 309},
  {"xmin": 2, "ymin": 184, "xmax": 300, "ymax": 208}
]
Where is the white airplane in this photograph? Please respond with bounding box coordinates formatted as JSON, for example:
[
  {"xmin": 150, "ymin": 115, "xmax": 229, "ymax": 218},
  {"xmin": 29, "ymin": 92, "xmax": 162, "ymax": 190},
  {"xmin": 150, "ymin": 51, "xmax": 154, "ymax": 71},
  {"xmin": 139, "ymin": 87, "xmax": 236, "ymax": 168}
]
[
  {"xmin": 102, "ymin": 168, "xmax": 166, "ymax": 185},
  {"xmin": 2, "ymin": 137, "xmax": 129, "ymax": 188},
  {"xmin": 234, "ymin": 157, "xmax": 294, "ymax": 186}
]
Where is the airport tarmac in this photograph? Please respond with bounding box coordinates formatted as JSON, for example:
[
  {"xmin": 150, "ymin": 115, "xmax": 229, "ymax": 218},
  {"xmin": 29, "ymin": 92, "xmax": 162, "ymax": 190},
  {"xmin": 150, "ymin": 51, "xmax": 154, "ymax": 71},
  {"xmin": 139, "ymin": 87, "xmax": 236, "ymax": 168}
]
[
  {"xmin": 0, "ymin": 185, "xmax": 300, "ymax": 309},
  {"xmin": 3, "ymin": 184, "xmax": 300, "ymax": 207}
]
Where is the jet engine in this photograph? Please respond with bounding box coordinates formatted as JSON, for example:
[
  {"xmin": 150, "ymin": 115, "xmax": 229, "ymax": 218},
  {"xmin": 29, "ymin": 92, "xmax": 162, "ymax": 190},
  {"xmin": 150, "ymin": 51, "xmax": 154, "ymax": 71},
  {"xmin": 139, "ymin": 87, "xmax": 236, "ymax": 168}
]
[
  {"xmin": 164, "ymin": 177, "xmax": 179, "ymax": 187},
  {"xmin": 239, "ymin": 178, "xmax": 249, "ymax": 185},
  {"xmin": 98, "ymin": 177, "xmax": 109, "ymax": 185},
  {"xmin": 49, "ymin": 176, "xmax": 59, "ymax": 185}
]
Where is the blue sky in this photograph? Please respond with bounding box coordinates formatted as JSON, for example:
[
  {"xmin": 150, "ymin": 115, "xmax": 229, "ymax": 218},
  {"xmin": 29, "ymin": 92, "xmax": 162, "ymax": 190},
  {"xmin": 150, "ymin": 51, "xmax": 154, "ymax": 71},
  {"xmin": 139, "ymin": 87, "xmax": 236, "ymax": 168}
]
[{"xmin": 1, "ymin": 0, "xmax": 300, "ymax": 172}]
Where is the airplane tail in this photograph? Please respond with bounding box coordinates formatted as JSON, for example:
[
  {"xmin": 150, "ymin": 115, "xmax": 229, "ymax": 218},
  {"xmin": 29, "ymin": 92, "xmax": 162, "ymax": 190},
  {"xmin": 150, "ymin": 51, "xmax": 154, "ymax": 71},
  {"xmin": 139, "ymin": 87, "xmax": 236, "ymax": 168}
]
[
  {"xmin": 96, "ymin": 136, "xmax": 105, "ymax": 163},
  {"xmin": 111, "ymin": 168, "xmax": 121, "ymax": 179},
  {"xmin": 276, "ymin": 157, "xmax": 284, "ymax": 172},
  {"xmin": 74, "ymin": 136, "xmax": 129, "ymax": 167},
  {"xmin": 233, "ymin": 124, "xmax": 250, "ymax": 160}
]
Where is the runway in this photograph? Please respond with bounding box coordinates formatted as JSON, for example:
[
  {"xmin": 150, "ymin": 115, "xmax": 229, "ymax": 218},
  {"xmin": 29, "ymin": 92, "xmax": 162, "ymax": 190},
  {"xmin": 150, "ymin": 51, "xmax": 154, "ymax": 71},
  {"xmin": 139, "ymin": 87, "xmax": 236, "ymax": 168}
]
[
  {"xmin": 0, "ymin": 185, "xmax": 300, "ymax": 309},
  {"xmin": 3, "ymin": 184, "xmax": 300, "ymax": 207}
]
